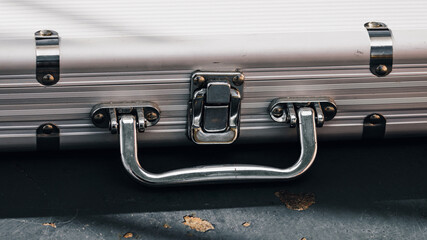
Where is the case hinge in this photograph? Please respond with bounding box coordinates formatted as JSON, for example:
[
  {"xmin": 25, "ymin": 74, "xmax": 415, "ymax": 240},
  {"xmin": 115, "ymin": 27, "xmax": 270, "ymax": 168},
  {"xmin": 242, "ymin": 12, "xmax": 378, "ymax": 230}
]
[
  {"xmin": 35, "ymin": 30, "xmax": 60, "ymax": 85},
  {"xmin": 364, "ymin": 22, "xmax": 393, "ymax": 77}
]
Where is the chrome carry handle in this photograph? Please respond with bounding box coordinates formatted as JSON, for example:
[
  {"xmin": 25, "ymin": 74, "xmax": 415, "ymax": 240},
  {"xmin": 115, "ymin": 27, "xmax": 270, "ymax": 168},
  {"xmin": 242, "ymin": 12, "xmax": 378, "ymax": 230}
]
[
  {"xmin": 120, "ymin": 107, "xmax": 316, "ymax": 185},
  {"xmin": 90, "ymin": 98, "xmax": 336, "ymax": 186}
]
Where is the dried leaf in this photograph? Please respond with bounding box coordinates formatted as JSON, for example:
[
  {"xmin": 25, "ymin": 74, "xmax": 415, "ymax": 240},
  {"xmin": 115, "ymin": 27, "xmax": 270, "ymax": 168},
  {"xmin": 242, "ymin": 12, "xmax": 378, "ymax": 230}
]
[
  {"xmin": 275, "ymin": 190, "xmax": 315, "ymax": 211},
  {"xmin": 123, "ymin": 232, "xmax": 133, "ymax": 238},
  {"xmin": 163, "ymin": 224, "xmax": 171, "ymax": 229},
  {"xmin": 242, "ymin": 222, "xmax": 251, "ymax": 227},
  {"xmin": 42, "ymin": 223, "xmax": 56, "ymax": 228},
  {"xmin": 182, "ymin": 215, "xmax": 214, "ymax": 232}
]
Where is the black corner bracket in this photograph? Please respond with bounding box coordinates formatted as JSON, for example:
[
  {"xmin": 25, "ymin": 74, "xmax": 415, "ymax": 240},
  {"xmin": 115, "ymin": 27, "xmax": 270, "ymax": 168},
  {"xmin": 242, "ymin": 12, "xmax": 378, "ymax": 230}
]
[
  {"xmin": 36, "ymin": 123, "xmax": 60, "ymax": 151},
  {"xmin": 362, "ymin": 113, "xmax": 386, "ymax": 139}
]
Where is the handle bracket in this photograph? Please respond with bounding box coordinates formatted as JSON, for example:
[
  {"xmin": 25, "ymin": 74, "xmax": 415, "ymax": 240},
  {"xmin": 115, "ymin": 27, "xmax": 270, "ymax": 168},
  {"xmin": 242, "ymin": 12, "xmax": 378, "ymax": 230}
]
[{"xmin": 91, "ymin": 97, "xmax": 336, "ymax": 186}]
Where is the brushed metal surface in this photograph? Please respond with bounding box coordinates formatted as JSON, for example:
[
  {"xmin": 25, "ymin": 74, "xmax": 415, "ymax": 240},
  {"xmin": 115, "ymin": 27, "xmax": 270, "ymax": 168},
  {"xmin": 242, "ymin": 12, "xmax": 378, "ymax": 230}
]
[
  {"xmin": 1, "ymin": 0, "xmax": 427, "ymax": 37},
  {"xmin": 0, "ymin": 0, "xmax": 427, "ymax": 150},
  {"xmin": 1, "ymin": 1, "xmax": 427, "ymax": 74}
]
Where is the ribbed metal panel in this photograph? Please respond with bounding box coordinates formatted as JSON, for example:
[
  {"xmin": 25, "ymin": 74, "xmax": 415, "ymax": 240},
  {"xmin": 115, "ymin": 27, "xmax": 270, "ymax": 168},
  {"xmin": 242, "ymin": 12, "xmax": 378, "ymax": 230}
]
[{"xmin": 0, "ymin": 63, "xmax": 427, "ymax": 150}]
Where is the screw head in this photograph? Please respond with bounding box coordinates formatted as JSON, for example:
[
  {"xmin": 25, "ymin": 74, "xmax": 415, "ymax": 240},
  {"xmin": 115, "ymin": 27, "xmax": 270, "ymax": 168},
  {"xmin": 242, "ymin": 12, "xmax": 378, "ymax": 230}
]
[
  {"xmin": 39, "ymin": 30, "xmax": 53, "ymax": 36},
  {"xmin": 323, "ymin": 105, "xmax": 337, "ymax": 120},
  {"xmin": 369, "ymin": 114, "xmax": 382, "ymax": 124},
  {"xmin": 42, "ymin": 74, "xmax": 55, "ymax": 84},
  {"xmin": 271, "ymin": 106, "xmax": 284, "ymax": 118},
  {"xmin": 145, "ymin": 111, "xmax": 158, "ymax": 121},
  {"xmin": 232, "ymin": 74, "xmax": 245, "ymax": 86},
  {"xmin": 193, "ymin": 76, "xmax": 205, "ymax": 86},
  {"xmin": 93, "ymin": 113, "xmax": 105, "ymax": 124},
  {"xmin": 364, "ymin": 22, "xmax": 386, "ymax": 28},
  {"xmin": 42, "ymin": 124, "xmax": 54, "ymax": 134},
  {"xmin": 375, "ymin": 65, "xmax": 388, "ymax": 75}
]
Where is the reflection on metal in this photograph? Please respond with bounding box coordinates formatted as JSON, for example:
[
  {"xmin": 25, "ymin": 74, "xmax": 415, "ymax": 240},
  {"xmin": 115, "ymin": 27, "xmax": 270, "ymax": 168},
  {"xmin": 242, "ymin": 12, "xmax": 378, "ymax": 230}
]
[
  {"xmin": 364, "ymin": 22, "xmax": 393, "ymax": 77},
  {"xmin": 35, "ymin": 30, "xmax": 60, "ymax": 85},
  {"xmin": 119, "ymin": 107, "xmax": 317, "ymax": 185},
  {"xmin": 188, "ymin": 71, "xmax": 244, "ymax": 144}
]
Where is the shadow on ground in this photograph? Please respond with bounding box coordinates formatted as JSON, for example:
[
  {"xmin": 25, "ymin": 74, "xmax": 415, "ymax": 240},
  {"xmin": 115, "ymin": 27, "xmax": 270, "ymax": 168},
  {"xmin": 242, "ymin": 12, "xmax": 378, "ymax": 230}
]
[{"xmin": 0, "ymin": 138, "xmax": 426, "ymax": 219}]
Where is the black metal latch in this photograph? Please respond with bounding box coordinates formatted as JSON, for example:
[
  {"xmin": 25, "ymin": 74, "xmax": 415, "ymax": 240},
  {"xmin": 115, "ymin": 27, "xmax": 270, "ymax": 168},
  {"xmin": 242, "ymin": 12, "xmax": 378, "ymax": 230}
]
[{"xmin": 188, "ymin": 71, "xmax": 244, "ymax": 144}]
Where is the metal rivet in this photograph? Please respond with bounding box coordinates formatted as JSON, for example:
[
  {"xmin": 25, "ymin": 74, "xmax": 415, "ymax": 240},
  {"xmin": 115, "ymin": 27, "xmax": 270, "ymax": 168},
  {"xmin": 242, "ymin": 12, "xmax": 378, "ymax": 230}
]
[
  {"xmin": 93, "ymin": 113, "xmax": 105, "ymax": 123},
  {"xmin": 42, "ymin": 124, "xmax": 54, "ymax": 134},
  {"xmin": 145, "ymin": 111, "xmax": 158, "ymax": 121},
  {"xmin": 271, "ymin": 106, "xmax": 284, "ymax": 118},
  {"xmin": 42, "ymin": 74, "xmax": 55, "ymax": 83},
  {"xmin": 375, "ymin": 65, "xmax": 388, "ymax": 75},
  {"xmin": 193, "ymin": 76, "xmax": 205, "ymax": 86},
  {"xmin": 369, "ymin": 114, "xmax": 382, "ymax": 124},
  {"xmin": 232, "ymin": 74, "xmax": 245, "ymax": 86},
  {"xmin": 364, "ymin": 22, "xmax": 386, "ymax": 28},
  {"xmin": 39, "ymin": 30, "xmax": 53, "ymax": 36}
]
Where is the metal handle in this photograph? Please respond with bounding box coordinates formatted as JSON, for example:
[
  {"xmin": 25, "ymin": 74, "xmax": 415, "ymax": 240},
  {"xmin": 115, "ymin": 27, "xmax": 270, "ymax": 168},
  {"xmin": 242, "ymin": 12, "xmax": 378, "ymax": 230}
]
[{"xmin": 120, "ymin": 107, "xmax": 317, "ymax": 185}]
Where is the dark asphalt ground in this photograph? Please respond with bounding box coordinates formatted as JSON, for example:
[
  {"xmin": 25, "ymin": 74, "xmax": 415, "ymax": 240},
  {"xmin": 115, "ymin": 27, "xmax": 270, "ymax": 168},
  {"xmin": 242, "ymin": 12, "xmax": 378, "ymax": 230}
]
[{"xmin": 0, "ymin": 138, "xmax": 426, "ymax": 239}]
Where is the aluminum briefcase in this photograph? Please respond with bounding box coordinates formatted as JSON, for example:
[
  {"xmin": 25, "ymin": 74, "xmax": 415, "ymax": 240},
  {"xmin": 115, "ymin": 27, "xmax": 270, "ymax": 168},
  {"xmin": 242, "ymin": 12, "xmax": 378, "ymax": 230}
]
[{"xmin": 1, "ymin": 0, "xmax": 427, "ymax": 185}]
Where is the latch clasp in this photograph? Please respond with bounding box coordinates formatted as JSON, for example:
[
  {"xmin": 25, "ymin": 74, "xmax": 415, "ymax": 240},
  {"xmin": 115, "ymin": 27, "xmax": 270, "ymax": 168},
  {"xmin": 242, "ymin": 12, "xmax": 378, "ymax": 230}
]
[{"xmin": 188, "ymin": 71, "xmax": 244, "ymax": 144}]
